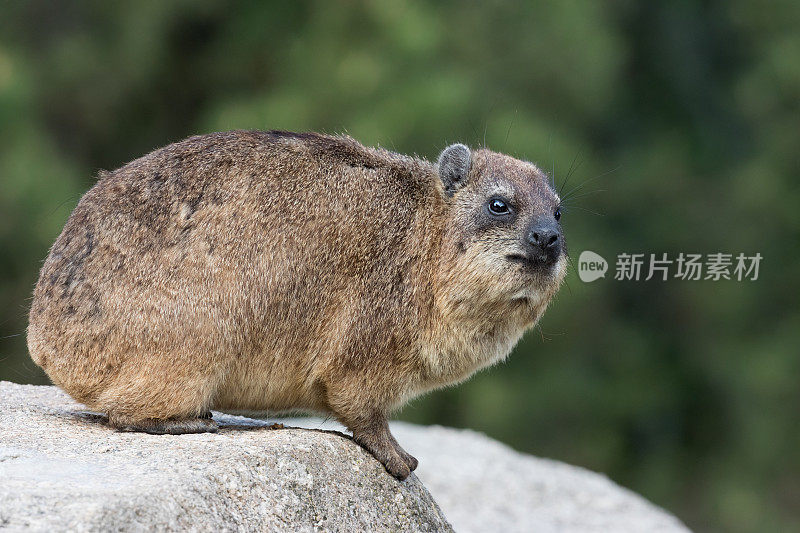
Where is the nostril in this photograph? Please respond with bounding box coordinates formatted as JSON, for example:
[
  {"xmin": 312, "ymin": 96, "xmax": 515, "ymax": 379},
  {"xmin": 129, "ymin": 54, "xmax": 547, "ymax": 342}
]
[{"xmin": 528, "ymin": 227, "xmax": 559, "ymax": 250}]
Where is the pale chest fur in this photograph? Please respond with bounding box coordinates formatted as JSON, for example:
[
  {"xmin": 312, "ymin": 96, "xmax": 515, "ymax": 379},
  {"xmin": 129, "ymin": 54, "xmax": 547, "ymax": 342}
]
[{"xmin": 412, "ymin": 296, "xmax": 549, "ymax": 399}]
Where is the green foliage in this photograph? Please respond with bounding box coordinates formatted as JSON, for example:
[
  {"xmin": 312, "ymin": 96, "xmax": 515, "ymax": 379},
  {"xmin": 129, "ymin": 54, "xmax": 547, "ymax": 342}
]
[{"xmin": 1, "ymin": 2, "xmax": 798, "ymax": 531}]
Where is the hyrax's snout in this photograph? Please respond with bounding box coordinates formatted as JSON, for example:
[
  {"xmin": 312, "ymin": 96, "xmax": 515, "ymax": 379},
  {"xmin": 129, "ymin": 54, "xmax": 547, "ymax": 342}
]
[{"xmin": 524, "ymin": 218, "xmax": 561, "ymax": 265}]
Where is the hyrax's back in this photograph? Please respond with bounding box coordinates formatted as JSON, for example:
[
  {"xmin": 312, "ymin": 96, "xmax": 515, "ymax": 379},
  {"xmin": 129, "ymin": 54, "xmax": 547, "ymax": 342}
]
[{"xmin": 28, "ymin": 130, "xmax": 440, "ymax": 423}]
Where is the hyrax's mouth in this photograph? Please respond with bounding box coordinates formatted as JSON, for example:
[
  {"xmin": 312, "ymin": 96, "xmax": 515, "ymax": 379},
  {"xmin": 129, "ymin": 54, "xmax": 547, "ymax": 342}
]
[{"xmin": 506, "ymin": 253, "xmax": 556, "ymax": 269}]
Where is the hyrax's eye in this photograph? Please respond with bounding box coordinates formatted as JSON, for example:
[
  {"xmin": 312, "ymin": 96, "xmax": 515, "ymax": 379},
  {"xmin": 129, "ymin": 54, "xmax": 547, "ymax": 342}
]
[
  {"xmin": 554, "ymin": 207, "xmax": 562, "ymax": 221},
  {"xmin": 488, "ymin": 198, "xmax": 510, "ymax": 215}
]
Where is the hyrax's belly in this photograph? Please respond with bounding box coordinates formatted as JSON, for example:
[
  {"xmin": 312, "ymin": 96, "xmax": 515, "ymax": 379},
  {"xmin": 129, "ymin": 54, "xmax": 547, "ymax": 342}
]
[{"xmin": 212, "ymin": 346, "xmax": 328, "ymax": 414}]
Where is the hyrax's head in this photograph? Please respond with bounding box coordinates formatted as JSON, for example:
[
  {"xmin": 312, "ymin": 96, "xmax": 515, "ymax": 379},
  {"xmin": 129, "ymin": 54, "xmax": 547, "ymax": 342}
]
[{"xmin": 436, "ymin": 143, "xmax": 568, "ymax": 308}]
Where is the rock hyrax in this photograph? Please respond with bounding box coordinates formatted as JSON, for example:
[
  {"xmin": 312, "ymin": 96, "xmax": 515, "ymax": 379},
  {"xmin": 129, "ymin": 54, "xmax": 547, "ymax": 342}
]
[{"xmin": 28, "ymin": 130, "xmax": 567, "ymax": 479}]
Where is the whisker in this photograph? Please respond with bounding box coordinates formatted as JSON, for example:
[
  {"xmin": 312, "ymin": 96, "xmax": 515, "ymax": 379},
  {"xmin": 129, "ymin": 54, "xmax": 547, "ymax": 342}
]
[
  {"xmin": 559, "ymin": 149, "xmax": 583, "ymax": 197},
  {"xmin": 561, "ymin": 165, "xmax": 619, "ymax": 201},
  {"xmin": 504, "ymin": 109, "xmax": 518, "ymax": 148},
  {"xmin": 561, "ymin": 204, "xmax": 604, "ymax": 216},
  {"xmin": 561, "ymin": 189, "xmax": 606, "ymax": 202},
  {"xmin": 466, "ymin": 118, "xmax": 481, "ymax": 146}
]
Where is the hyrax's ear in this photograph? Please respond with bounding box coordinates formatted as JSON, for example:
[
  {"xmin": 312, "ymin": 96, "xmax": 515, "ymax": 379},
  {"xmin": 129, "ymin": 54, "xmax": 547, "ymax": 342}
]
[{"xmin": 437, "ymin": 144, "xmax": 471, "ymax": 195}]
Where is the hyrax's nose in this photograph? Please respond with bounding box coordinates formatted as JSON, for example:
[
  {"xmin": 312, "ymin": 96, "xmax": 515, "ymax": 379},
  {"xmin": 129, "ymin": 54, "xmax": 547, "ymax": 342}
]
[{"xmin": 526, "ymin": 222, "xmax": 561, "ymax": 257}]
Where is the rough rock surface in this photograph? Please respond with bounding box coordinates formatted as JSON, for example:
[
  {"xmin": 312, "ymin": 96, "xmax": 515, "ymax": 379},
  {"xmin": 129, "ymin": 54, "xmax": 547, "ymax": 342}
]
[
  {"xmin": 391, "ymin": 424, "xmax": 690, "ymax": 533},
  {"xmin": 285, "ymin": 419, "xmax": 691, "ymax": 533},
  {"xmin": 0, "ymin": 382, "xmax": 451, "ymax": 532},
  {"xmin": 1, "ymin": 382, "xmax": 689, "ymax": 532}
]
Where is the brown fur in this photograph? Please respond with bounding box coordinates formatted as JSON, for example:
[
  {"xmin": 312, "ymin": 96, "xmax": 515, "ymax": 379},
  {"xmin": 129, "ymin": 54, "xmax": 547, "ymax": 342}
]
[{"xmin": 27, "ymin": 130, "xmax": 567, "ymax": 479}]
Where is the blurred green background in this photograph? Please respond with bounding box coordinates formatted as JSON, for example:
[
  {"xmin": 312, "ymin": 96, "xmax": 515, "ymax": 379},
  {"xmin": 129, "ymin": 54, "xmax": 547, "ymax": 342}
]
[{"xmin": 1, "ymin": 2, "xmax": 798, "ymax": 531}]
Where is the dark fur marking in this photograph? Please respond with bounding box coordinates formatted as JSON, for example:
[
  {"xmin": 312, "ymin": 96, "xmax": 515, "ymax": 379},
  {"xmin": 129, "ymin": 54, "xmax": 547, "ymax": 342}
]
[
  {"xmin": 265, "ymin": 130, "xmax": 323, "ymax": 143},
  {"xmin": 86, "ymin": 298, "xmax": 102, "ymax": 319},
  {"xmin": 188, "ymin": 182, "xmax": 207, "ymax": 211},
  {"xmin": 148, "ymin": 171, "xmax": 164, "ymax": 191},
  {"xmin": 267, "ymin": 130, "xmax": 382, "ymax": 171},
  {"xmin": 349, "ymin": 160, "xmax": 377, "ymax": 170},
  {"xmin": 62, "ymin": 229, "xmax": 95, "ymax": 290}
]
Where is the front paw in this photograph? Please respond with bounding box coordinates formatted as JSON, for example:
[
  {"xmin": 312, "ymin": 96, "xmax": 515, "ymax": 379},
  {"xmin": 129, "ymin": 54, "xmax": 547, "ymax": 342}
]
[
  {"xmin": 395, "ymin": 445, "xmax": 418, "ymax": 472},
  {"xmin": 353, "ymin": 435, "xmax": 412, "ymax": 480},
  {"xmin": 383, "ymin": 450, "xmax": 412, "ymax": 480}
]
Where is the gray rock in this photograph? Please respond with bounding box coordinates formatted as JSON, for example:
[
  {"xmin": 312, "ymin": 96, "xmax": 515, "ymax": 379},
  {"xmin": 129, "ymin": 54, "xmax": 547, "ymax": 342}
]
[
  {"xmin": 0, "ymin": 382, "xmax": 689, "ymax": 532},
  {"xmin": 0, "ymin": 382, "xmax": 451, "ymax": 532},
  {"xmin": 282, "ymin": 421, "xmax": 691, "ymax": 533},
  {"xmin": 391, "ymin": 424, "xmax": 691, "ymax": 533}
]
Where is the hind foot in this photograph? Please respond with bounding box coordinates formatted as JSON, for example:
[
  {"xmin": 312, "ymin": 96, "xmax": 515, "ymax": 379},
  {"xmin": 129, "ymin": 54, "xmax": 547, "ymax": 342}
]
[{"xmin": 112, "ymin": 416, "xmax": 218, "ymax": 435}]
